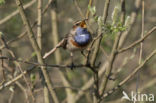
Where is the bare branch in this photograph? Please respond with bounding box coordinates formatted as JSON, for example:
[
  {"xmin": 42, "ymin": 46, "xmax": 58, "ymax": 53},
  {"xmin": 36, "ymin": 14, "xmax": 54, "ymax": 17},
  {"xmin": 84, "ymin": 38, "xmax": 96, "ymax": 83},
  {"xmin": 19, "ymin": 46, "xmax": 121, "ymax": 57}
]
[
  {"xmin": 86, "ymin": 0, "xmax": 93, "ymax": 19},
  {"xmin": 118, "ymin": 0, "xmax": 141, "ymax": 48},
  {"xmin": 0, "ymin": 0, "xmax": 37, "ymax": 25},
  {"xmin": 0, "ymin": 70, "xmax": 27, "ymax": 90},
  {"xmin": 0, "ymin": 33, "xmax": 35, "ymax": 102},
  {"xmin": 15, "ymin": 0, "xmax": 59, "ymax": 103},
  {"xmin": 43, "ymin": 39, "xmax": 65, "ymax": 59},
  {"xmin": 99, "ymin": 0, "xmax": 125, "ymax": 98},
  {"xmin": 73, "ymin": 0, "xmax": 85, "ymax": 19},
  {"xmin": 0, "ymin": 0, "xmax": 54, "ymax": 50},
  {"xmin": 101, "ymin": 49, "xmax": 156, "ymax": 100},
  {"xmin": 136, "ymin": 0, "xmax": 144, "ymax": 92},
  {"xmin": 49, "ymin": 1, "xmax": 76, "ymax": 103},
  {"xmin": 118, "ymin": 26, "xmax": 156, "ymax": 53}
]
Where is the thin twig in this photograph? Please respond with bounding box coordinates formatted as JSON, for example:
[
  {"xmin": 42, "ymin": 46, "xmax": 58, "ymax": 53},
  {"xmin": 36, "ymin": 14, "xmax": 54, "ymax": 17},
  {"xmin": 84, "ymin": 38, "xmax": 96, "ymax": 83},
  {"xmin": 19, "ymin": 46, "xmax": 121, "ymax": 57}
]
[
  {"xmin": 118, "ymin": 0, "xmax": 141, "ymax": 48},
  {"xmin": 37, "ymin": 0, "xmax": 42, "ymax": 49},
  {"xmin": 15, "ymin": 0, "xmax": 59, "ymax": 103},
  {"xmin": 0, "ymin": 0, "xmax": 37, "ymax": 25},
  {"xmin": 8, "ymin": 91, "xmax": 14, "ymax": 103},
  {"xmin": 87, "ymin": 0, "xmax": 111, "ymax": 102},
  {"xmin": 0, "ymin": 34, "xmax": 35, "ymax": 102},
  {"xmin": 115, "ymin": 48, "xmax": 136, "ymax": 75},
  {"xmin": 103, "ymin": 0, "xmax": 111, "ymax": 24},
  {"xmin": 100, "ymin": 49, "xmax": 156, "ymax": 100},
  {"xmin": 50, "ymin": 1, "xmax": 75, "ymax": 103},
  {"xmin": 90, "ymin": 0, "xmax": 110, "ymax": 67},
  {"xmin": 43, "ymin": 39, "xmax": 65, "ymax": 59},
  {"xmin": 99, "ymin": 0, "xmax": 125, "ymax": 99},
  {"xmin": 73, "ymin": 0, "xmax": 93, "ymax": 34},
  {"xmin": 118, "ymin": 26, "xmax": 156, "ymax": 53},
  {"xmin": 37, "ymin": 0, "xmax": 50, "ymax": 103},
  {"xmin": 5, "ymin": 63, "xmax": 30, "ymax": 103},
  {"xmin": 0, "ymin": 70, "xmax": 27, "ymax": 90},
  {"xmin": 73, "ymin": 0, "xmax": 85, "ymax": 19},
  {"xmin": 0, "ymin": 56, "xmax": 99, "ymax": 69},
  {"xmin": 73, "ymin": 62, "xmax": 108, "ymax": 102},
  {"xmin": 0, "ymin": 50, "xmax": 5, "ymax": 85},
  {"xmin": 0, "ymin": 0, "xmax": 54, "ymax": 50},
  {"xmin": 136, "ymin": 0, "xmax": 144, "ymax": 92},
  {"xmin": 15, "ymin": 81, "xmax": 30, "ymax": 103},
  {"xmin": 86, "ymin": 0, "xmax": 93, "ymax": 19}
]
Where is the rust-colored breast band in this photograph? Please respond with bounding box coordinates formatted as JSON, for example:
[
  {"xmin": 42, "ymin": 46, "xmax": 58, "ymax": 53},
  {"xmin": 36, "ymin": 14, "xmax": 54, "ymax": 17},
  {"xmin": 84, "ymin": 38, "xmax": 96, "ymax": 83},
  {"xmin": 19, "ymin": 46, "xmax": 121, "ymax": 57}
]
[
  {"xmin": 70, "ymin": 39, "xmax": 88, "ymax": 48},
  {"xmin": 70, "ymin": 39, "xmax": 82, "ymax": 48}
]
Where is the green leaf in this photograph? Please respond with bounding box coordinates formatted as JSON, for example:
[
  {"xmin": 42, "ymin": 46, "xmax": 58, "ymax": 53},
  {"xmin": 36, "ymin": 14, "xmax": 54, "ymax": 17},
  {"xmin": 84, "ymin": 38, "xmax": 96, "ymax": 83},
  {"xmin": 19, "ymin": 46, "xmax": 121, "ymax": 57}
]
[
  {"xmin": 124, "ymin": 16, "xmax": 131, "ymax": 27},
  {"xmin": 94, "ymin": 16, "xmax": 98, "ymax": 21},
  {"xmin": 9, "ymin": 86, "xmax": 14, "ymax": 92},
  {"xmin": 30, "ymin": 73, "xmax": 36, "ymax": 83},
  {"xmin": 112, "ymin": 6, "xmax": 119, "ymax": 25},
  {"xmin": 0, "ymin": 32, "xmax": 4, "ymax": 36},
  {"xmin": 31, "ymin": 52, "xmax": 37, "ymax": 57},
  {"xmin": 88, "ymin": 5, "xmax": 96, "ymax": 16}
]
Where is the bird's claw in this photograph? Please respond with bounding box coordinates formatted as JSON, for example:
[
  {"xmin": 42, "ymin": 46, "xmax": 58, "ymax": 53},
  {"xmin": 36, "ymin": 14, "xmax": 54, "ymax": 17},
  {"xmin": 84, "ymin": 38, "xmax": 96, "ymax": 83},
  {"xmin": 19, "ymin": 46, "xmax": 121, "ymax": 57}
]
[{"xmin": 70, "ymin": 62, "xmax": 75, "ymax": 70}]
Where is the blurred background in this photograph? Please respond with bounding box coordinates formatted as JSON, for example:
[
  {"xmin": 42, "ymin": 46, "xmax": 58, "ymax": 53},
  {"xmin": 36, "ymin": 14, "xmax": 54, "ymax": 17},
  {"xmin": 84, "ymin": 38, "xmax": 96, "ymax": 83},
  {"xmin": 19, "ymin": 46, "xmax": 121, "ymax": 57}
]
[{"xmin": 0, "ymin": 0, "xmax": 156, "ymax": 103}]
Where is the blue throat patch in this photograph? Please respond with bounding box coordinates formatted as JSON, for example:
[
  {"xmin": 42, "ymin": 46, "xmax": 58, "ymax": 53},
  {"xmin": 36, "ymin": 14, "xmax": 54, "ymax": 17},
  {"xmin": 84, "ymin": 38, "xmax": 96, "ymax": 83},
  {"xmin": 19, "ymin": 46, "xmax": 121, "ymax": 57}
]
[{"xmin": 74, "ymin": 27, "xmax": 91, "ymax": 46}]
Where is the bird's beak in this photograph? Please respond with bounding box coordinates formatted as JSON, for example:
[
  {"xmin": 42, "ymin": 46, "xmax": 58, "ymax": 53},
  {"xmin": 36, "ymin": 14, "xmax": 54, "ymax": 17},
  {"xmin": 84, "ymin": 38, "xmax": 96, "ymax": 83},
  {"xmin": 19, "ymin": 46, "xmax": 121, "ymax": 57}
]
[{"xmin": 80, "ymin": 19, "xmax": 88, "ymax": 28}]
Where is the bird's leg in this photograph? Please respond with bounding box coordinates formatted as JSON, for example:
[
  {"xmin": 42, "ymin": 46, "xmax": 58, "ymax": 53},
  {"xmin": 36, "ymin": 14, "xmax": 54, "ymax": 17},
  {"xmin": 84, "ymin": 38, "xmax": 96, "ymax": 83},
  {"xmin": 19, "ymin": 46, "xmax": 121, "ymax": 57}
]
[
  {"xmin": 81, "ymin": 51, "xmax": 86, "ymax": 58},
  {"xmin": 70, "ymin": 52, "xmax": 74, "ymax": 70}
]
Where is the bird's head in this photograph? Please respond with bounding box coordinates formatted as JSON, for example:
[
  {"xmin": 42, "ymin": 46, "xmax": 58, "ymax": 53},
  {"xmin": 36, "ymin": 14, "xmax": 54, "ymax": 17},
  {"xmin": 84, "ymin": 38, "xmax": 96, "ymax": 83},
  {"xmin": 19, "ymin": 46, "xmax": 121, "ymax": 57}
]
[
  {"xmin": 71, "ymin": 19, "xmax": 91, "ymax": 46},
  {"xmin": 72, "ymin": 19, "xmax": 89, "ymax": 36},
  {"xmin": 72, "ymin": 19, "xmax": 88, "ymax": 29}
]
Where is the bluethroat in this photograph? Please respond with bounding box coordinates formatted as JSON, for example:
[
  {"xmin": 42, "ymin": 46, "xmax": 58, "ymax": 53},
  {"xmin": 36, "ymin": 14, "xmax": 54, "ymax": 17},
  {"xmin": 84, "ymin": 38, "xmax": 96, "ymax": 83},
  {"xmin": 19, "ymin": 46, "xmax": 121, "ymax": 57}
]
[{"xmin": 62, "ymin": 19, "xmax": 92, "ymax": 69}]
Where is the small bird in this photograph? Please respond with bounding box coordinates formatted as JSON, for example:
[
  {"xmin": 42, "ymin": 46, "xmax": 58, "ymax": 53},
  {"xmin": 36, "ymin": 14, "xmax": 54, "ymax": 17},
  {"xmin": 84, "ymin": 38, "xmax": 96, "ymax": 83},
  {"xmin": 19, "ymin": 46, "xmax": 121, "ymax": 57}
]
[{"xmin": 62, "ymin": 19, "xmax": 92, "ymax": 69}]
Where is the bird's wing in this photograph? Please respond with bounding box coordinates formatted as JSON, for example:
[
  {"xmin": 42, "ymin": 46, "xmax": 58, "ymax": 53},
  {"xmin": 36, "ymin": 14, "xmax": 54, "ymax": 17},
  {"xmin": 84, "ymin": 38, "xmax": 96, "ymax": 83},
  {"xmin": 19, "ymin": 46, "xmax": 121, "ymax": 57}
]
[{"xmin": 62, "ymin": 32, "xmax": 74, "ymax": 49}]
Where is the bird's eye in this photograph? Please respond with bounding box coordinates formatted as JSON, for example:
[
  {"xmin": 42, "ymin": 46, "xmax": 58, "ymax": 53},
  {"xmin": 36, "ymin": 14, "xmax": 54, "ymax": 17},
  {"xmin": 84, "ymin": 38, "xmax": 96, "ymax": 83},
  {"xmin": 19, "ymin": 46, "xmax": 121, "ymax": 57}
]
[{"xmin": 76, "ymin": 23, "xmax": 79, "ymax": 26}]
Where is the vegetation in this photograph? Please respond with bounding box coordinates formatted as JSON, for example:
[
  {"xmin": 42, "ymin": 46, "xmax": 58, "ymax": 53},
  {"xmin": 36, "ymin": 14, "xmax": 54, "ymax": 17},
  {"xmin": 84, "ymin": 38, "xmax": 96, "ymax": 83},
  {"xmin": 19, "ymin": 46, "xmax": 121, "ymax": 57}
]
[{"xmin": 0, "ymin": 0, "xmax": 155, "ymax": 103}]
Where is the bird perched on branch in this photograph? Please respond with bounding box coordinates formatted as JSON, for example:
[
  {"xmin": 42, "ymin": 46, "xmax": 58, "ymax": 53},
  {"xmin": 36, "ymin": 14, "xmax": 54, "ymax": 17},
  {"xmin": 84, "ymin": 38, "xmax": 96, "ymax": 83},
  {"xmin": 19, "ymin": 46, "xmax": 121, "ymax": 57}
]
[{"xmin": 62, "ymin": 19, "xmax": 92, "ymax": 69}]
